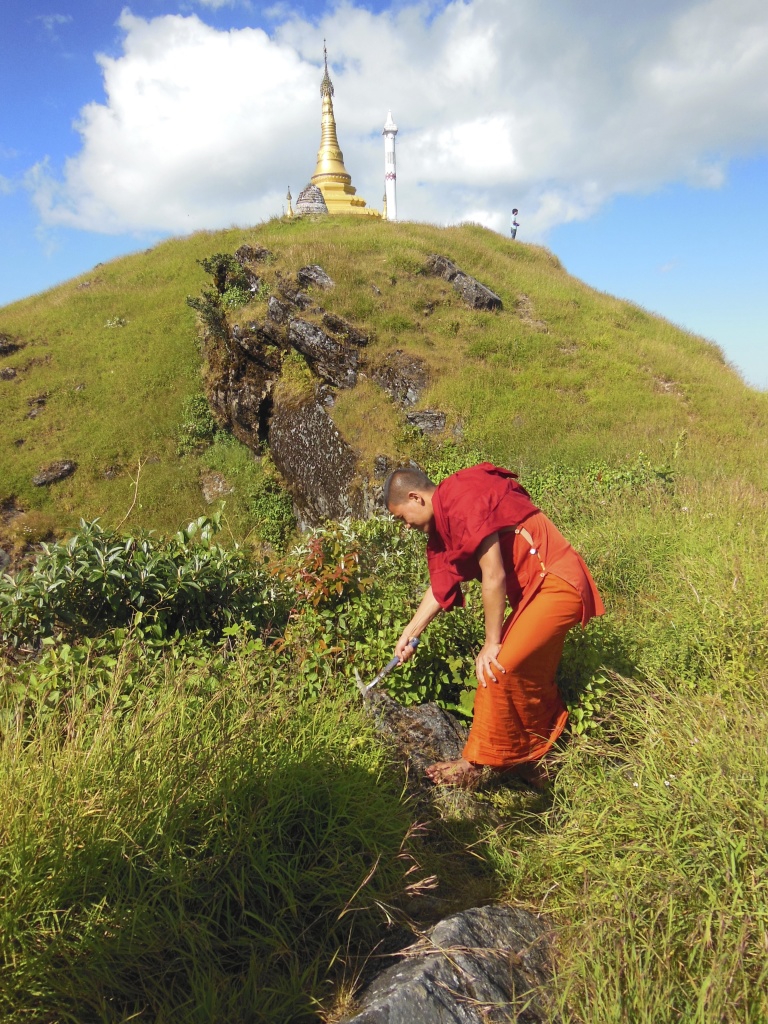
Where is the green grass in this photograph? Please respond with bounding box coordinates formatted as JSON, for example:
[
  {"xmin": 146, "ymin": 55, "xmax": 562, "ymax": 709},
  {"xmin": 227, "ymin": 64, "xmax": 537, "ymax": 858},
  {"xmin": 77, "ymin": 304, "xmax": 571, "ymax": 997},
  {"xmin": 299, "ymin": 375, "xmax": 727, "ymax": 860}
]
[
  {"xmin": 2, "ymin": 217, "xmax": 767, "ymax": 542},
  {"xmin": 0, "ymin": 653, "xmax": 419, "ymax": 1024}
]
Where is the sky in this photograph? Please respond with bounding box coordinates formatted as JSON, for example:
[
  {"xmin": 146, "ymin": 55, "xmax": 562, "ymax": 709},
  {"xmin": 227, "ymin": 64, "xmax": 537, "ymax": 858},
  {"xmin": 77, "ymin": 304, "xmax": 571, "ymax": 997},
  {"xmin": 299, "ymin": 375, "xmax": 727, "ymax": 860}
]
[{"xmin": 1, "ymin": 0, "xmax": 767, "ymax": 388}]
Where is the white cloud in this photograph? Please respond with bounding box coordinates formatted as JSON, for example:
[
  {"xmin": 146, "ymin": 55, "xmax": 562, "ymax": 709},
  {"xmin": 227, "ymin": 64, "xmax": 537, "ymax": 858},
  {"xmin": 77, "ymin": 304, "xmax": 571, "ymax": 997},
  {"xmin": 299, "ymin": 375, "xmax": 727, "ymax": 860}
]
[
  {"xmin": 36, "ymin": 13, "xmax": 73, "ymax": 38},
  {"xmin": 29, "ymin": 0, "xmax": 768, "ymax": 238},
  {"xmin": 0, "ymin": 175, "xmax": 14, "ymax": 195}
]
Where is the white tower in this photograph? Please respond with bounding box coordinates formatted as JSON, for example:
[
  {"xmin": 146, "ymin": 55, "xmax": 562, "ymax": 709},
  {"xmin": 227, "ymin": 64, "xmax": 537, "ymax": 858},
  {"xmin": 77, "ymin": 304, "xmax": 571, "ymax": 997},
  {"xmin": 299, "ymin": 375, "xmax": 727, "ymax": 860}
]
[{"xmin": 382, "ymin": 110, "xmax": 398, "ymax": 222}]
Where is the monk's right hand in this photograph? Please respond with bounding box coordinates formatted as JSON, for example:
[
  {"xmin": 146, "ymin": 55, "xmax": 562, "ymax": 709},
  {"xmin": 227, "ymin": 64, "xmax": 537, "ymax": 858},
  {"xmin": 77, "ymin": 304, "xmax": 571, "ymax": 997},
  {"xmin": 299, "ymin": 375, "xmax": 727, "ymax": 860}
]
[{"xmin": 395, "ymin": 633, "xmax": 418, "ymax": 664}]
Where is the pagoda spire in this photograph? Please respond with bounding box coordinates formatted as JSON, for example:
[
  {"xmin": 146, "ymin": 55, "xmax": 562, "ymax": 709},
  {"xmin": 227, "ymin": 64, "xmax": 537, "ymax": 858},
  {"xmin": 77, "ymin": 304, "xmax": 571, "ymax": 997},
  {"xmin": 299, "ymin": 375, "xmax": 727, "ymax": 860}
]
[
  {"xmin": 308, "ymin": 43, "xmax": 378, "ymax": 215},
  {"xmin": 311, "ymin": 41, "xmax": 352, "ymax": 191}
]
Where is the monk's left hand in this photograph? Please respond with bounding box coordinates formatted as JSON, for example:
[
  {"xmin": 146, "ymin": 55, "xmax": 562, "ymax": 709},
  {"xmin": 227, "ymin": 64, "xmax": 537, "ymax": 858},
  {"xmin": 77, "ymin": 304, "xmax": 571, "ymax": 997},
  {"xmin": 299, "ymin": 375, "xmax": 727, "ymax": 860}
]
[{"xmin": 476, "ymin": 643, "xmax": 504, "ymax": 687}]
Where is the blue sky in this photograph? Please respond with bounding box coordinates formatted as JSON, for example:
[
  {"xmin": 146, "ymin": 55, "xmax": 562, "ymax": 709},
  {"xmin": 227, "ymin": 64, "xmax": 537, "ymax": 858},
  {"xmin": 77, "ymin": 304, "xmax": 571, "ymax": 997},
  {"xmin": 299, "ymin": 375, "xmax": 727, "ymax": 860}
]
[{"xmin": 1, "ymin": 0, "xmax": 767, "ymax": 388}]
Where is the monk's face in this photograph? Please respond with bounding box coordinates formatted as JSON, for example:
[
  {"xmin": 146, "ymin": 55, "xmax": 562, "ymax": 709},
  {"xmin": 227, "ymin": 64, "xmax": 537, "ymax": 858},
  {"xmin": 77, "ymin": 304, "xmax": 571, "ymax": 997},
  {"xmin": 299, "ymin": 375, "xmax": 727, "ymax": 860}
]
[{"xmin": 387, "ymin": 491, "xmax": 434, "ymax": 533}]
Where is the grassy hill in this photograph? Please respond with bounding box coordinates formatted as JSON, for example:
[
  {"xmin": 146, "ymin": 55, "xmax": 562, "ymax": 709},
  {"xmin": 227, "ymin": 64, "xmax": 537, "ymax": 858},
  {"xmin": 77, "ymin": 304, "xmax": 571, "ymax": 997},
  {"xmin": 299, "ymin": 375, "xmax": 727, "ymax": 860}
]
[
  {"xmin": 2, "ymin": 216, "xmax": 767, "ymax": 545},
  {"xmin": 2, "ymin": 218, "xmax": 768, "ymax": 1023}
]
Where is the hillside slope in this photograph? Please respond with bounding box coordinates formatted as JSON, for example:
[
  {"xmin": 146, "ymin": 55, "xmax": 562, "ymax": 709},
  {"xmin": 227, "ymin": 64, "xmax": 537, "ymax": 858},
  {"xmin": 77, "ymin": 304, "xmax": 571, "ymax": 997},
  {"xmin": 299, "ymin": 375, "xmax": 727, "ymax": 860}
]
[{"xmin": 1, "ymin": 217, "xmax": 766, "ymax": 540}]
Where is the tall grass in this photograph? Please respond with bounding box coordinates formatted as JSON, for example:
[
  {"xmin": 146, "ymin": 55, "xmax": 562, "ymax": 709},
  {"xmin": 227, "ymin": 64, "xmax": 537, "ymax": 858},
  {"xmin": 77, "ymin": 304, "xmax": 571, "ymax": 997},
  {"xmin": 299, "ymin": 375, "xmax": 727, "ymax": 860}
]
[
  {"xmin": 0, "ymin": 653, "xmax": 419, "ymax": 1023},
  {"xmin": 487, "ymin": 674, "xmax": 768, "ymax": 1023}
]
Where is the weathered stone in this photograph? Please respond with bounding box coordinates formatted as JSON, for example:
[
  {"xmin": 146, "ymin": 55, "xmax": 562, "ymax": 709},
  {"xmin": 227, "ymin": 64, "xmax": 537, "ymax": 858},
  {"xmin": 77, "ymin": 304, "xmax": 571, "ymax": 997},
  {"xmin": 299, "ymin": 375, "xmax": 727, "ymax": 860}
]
[
  {"xmin": 297, "ymin": 264, "xmax": 335, "ymax": 290},
  {"xmin": 368, "ymin": 691, "xmax": 468, "ymax": 781},
  {"xmin": 370, "ymin": 351, "xmax": 428, "ymax": 407},
  {"xmin": 0, "ymin": 335, "xmax": 23, "ymax": 357},
  {"xmin": 427, "ymin": 255, "xmax": 503, "ymax": 311},
  {"xmin": 269, "ymin": 395, "xmax": 365, "ymax": 523},
  {"xmin": 26, "ymin": 394, "xmax": 47, "ymax": 420},
  {"xmin": 322, "ymin": 312, "xmax": 369, "ymax": 347},
  {"xmin": 277, "ymin": 281, "xmax": 313, "ymax": 310},
  {"xmin": 267, "ymin": 295, "xmax": 294, "ymax": 325},
  {"xmin": 341, "ymin": 904, "xmax": 557, "ymax": 1024},
  {"xmin": 200, "ymin": 470, "xmax": 234, "ymax": 504},
  {"xmin": 373, "ymin": 454, "xmax": 393, "ymax": 479},
  {"xmin": 232, "ymin": 322, "xmax": 284, "ymax": 369},
  {"xmin": 288, "ymin": 318, "xmax": 358, "ymax": 389},
  {"xmin": 32, "ymin": 461, "xmax": 77, "ymax": 487},
  {"xmin": 406, "ymin": 410, "xmax": 447, "ymax": 435},
  {"xmin": 207, "ymin": 358, "xmax": 273, "ymax": 448},
  {"xmin": 233, "ymin": 244, "xmax": 271, "ymax": 266},
  {"xmin": 0, "ymin": 367, "xmax": 17, "ymax": 381}
]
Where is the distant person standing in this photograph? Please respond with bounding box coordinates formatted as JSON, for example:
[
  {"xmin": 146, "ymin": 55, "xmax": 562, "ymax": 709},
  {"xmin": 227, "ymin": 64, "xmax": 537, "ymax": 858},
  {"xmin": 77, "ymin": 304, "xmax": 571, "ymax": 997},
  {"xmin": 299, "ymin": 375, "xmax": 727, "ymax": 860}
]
[{"xmin": 510, "ymin": 209, "xmax": 520, "ymax": 240}]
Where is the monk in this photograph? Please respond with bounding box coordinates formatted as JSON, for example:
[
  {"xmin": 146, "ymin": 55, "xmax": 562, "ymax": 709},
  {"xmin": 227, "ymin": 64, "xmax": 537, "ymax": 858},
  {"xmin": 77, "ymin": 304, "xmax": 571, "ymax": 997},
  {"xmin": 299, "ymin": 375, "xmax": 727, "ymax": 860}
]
[{"xmin": 383, "ymin": 463, "xmax": 604, "ymax": 789}]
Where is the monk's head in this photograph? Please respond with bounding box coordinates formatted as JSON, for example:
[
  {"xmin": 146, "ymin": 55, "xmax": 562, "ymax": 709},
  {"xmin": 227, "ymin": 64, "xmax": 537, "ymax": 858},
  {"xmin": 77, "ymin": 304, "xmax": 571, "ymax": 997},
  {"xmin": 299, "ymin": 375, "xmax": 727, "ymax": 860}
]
[{"xmin": 383, "ymin": 467, "xmax": 436, "ymax": 533}]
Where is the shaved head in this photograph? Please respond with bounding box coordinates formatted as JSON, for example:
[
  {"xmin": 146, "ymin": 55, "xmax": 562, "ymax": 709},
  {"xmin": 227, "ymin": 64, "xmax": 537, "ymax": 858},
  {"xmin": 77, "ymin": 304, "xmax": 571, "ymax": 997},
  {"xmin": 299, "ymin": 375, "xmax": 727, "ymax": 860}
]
[{"xmin": 383, "ymin": 467, "xmax": 435, "ymax": 509}]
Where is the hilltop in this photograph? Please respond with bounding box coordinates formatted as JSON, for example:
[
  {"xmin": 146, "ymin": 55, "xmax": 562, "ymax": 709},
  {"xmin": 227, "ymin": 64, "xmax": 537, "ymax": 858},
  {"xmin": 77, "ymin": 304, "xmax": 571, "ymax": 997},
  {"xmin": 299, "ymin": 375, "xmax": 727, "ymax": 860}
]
[{"xmin": 2, "ymin": 216, "xmax": 767, "ymax": 549}]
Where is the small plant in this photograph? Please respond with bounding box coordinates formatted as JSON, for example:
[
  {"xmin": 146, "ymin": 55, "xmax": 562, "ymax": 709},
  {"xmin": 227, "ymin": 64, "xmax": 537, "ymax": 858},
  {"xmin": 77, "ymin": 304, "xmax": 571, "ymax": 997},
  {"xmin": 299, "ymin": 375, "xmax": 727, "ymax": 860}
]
[
  {"xmin": 176, "ymin": 394, "xmax": 220, "ymax": 455},
  {"xmin": 221, "ymin": 285, "xmax": 251, "ymax": 310}
]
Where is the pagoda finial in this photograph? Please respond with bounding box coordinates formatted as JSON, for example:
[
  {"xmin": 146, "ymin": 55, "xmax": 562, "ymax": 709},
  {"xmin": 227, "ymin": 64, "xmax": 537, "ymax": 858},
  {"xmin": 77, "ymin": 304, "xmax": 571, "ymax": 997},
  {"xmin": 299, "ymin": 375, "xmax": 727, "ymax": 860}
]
[{"xmin": 321, "ymin": 39, "xmax": 334, "ymax": 98}]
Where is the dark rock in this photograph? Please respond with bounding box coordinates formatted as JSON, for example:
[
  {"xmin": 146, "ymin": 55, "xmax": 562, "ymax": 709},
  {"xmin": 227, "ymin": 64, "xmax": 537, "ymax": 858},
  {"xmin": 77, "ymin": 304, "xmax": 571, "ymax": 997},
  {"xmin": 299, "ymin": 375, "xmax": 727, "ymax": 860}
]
[
  {"xmin": 278, "ymin": 281, "xmax": 313, "ymax": 310},
  {"xmin": 32, "ymin": 461, "xmax": 77, "ymax": 487},
  {"xmin": 370, "ymin": 351, "xmax": 428, "ymax": 407},
  {"xmin": 406, "ymin": 410, "xmax": 447, "ymax": 435},
  {"xmin": 234, "ymin": 244, "xmax": 271, "ymax": 266},
  {"xmin": 0, "ymin": 367, "xmax": 17, "ymax": 381},
  {"xmin": 208, "ymin": 357, "xmax": 274, "ymax": 448},
  {"xmin": 427, "ymin": 255, "xmax": 503, "ymax": 311},
  {"xmin": 368, "ymin": 691, "xmax": 468, "ymax": 780},
  {"xmin": 297, "ymin": 264, "xmax": 334, "ymax": 290},
  {"xmin": 288, "ymin": 318, "xmax": 358, "ymax": 389},
  {"xmin": 373, "ymin": 455, "xmax": 393, "ymax": 479},
  {"xmin": 267, "ymin": 295, "xmax": 294, "ymax": 325},
  {"xmin": 341, "ymin": 904, "xmax": 557, "ymax": 1024},
  {"xmin": 102, "ymin": 466, "xmax": 121, "ymax": 480},
  {"xmin": 26, "ymin": 394, "xmax": 48, "ymax": 419},
  {"xmin": 322, "ymin": 312, "xmax": 369, "ymax": 347},
  {"xmin": 233, "ymin": 322, "xmax": 284, "ymax": 369},
  {"xmin": 0, "ymin": 335, "xmax": 23, "ymax": 357},
  {"xmin": 270, "ymin": 395, "xmax": 367, "ymax": 522},
  {"xmin": 13, "ymin": 438, "xmax": 24, "ymax": 447}
]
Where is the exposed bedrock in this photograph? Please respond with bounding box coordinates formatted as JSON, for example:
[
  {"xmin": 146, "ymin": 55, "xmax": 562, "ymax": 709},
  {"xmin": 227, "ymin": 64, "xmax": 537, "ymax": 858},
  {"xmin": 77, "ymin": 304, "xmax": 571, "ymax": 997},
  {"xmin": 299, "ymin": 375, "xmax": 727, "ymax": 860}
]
[
  {"xmin": 427, "ymin": 254, "xmax": 503, "ymax": 311},
  {"xmin": 370, "ymin": 349, "xmax": 427, "ymax": 407},
  {"xmin": 269, "ymin": 391, "xmax": 370, "ymax": 523},
  {"xmin": 288, "ymin": 318, "xmax": 359, "ymax": 389},
  {"xmin": 340, "ymin": 904, "xmax": 557, "ymax": 1024}
]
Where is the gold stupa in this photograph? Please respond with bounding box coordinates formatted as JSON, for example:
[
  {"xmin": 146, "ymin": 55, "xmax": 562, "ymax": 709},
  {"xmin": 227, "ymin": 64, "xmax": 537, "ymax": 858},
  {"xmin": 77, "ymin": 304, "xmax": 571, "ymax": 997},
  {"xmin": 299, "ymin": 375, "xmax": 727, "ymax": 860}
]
[{"xmin": 310, "ymin": 45, "xmax": 380, "ymax": 217}]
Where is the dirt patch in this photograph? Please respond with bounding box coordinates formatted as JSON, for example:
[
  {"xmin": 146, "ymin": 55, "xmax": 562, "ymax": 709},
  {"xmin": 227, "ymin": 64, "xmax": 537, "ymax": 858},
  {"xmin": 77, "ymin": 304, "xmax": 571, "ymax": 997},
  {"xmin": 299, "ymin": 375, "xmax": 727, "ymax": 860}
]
[{"xmin": 515, "ymin": 294, "xmax": 548, "ymax": 332}]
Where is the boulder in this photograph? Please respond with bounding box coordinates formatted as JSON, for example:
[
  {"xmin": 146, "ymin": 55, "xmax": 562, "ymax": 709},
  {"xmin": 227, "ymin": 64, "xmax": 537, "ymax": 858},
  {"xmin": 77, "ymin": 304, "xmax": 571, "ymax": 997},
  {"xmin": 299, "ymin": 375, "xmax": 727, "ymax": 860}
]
[
  {"xmin": 370, "ymin": 351, "xmax": 428, "ymax": 407},
  {"xmin": 340, "ymin": 904, "xmax": 557, "ymax": 1024},
  {"xmin": 233, "ymin": 244, "xmax": 271, "ymax": 266},
  {"xmin": 322, "ymin": 312, "xmax": 369, "ymax": 347},
  {"xmin": 207, "ymin": 358, "xmax": 273, "ymax": 448},
  {"xmin": 0, "ymin": 334, "xmax": 23, "ymax": 357},
  {"xmin": 288, "ymin": 318, "xmax": 358, "ymax": 389},
  {"xmin": 200, "ymin": 470, "xmax": 234, "ymax": 504},
  {"xmin": 427, "ymin": 255, "xmax": 503, "ymax": 311},
  {"xmin": 297, "ymin": 264, "xmax": 334, "ymax": 290},
  {"xmin": 32, "ymin": 461, "xmax": 77, "ymax": 487},
  {"xmin": 0, "ymin": 367, "xmax": 17, "ymax": 381},
  {"xmin": 367, "ymin": 691, "xmax": 468, "ymax": 780},
  {"xmin": 266, "ymin": 295, "xmax": 294, "ymax": 325},
  {"xmin": 269, "ymin": 394, "xmax": 366, "ymax": 523},
  {"xmin": 406, "ymin": 410, "xmax": 447, "ymax": 435},
  {"xmin": 26, "ymin": 394, "xmax": 47, "ymax": 420}
]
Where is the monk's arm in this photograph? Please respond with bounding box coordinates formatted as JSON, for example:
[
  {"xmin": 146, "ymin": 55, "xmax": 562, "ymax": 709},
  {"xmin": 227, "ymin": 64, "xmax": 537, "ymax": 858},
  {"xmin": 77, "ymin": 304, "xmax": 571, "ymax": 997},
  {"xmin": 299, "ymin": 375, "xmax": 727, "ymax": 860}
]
[
  {"xmin": 476, "ymin": 532, "xmax": 507, "ymax": 686},
  {"xmin": 395, "ymin": 586, "xmax": 442, "ymax": 663}
]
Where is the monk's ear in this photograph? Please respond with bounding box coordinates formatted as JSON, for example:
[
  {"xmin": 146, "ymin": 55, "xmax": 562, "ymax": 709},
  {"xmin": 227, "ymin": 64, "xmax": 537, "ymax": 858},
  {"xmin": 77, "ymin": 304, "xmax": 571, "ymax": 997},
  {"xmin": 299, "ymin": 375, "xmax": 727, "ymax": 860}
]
[{"xmin": 407, "ymin": 490, "xmax": 425, "ymax": 505}]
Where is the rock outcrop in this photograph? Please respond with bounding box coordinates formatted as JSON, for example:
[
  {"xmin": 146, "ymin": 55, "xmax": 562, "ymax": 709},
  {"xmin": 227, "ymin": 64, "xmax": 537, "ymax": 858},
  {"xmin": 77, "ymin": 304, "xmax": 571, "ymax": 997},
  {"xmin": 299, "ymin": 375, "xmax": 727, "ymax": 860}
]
[
  {"xmin": 427, "ymin": 255, "xmax": 503, "ymax": 311},
  {"xmin": 288, "ymin": 319, "xmax": 359, "ymax": 389},
  {"xmin": 0, "ymin": 334, "xmax": 23, "ymax": 357},
  {"xmin": 370, "ymin": 350, "xmax": 427, "ymax": 408},
  {"xmin": 32, "ymin": 461, "xmax": 77, "ymax": 487},
  {"xmin": 297, "ymin": 264, "xmax": 335, "ymax": 290},
  {"xmin": 340, "ymin": 904, "xmax": 557, "ymax": 1024},
  {"xmin": 270, "ymin": 393, "xmax": 368, "ymax": 523}
]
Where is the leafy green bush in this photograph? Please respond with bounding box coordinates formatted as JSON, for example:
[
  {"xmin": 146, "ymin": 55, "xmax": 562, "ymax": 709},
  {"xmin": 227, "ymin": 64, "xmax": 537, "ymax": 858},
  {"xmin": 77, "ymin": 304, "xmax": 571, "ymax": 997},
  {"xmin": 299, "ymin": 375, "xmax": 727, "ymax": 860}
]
[{"xmin": 0, "ymin": 516, "xmax": 282, "ymax": 649}]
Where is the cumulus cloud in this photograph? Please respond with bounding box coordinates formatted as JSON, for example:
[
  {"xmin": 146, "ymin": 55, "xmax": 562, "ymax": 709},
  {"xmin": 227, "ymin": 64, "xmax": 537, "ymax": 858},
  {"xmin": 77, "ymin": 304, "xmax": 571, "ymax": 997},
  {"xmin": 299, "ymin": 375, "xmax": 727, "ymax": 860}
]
[{"xmin": 29, "ymin": 0, "xmax": 768, "ymax": 238}]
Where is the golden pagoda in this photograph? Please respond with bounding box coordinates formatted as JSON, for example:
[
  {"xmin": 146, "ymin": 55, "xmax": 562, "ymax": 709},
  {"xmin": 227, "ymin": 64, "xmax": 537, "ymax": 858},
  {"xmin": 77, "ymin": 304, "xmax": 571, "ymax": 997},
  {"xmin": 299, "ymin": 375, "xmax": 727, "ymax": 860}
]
[{"xmin": 309, "ymin": 44, "xmax": 380, "ymax": 218}]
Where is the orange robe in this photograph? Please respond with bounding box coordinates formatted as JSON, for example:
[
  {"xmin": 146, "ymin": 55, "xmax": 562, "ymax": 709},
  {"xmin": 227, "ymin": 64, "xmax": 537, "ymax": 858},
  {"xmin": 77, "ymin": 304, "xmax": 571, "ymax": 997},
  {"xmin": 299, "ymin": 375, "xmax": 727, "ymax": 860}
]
[{"xmin": 426, "ymin": 466, "xmax": 604, "ymax": 768}]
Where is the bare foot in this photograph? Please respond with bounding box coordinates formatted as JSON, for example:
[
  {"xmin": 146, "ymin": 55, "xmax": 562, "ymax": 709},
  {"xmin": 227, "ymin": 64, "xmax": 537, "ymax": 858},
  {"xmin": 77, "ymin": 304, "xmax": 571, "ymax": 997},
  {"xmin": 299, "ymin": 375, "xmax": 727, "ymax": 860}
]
[{"xmin": 425, "ymin": 758, "xmax": 483, "ymax": 790}]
